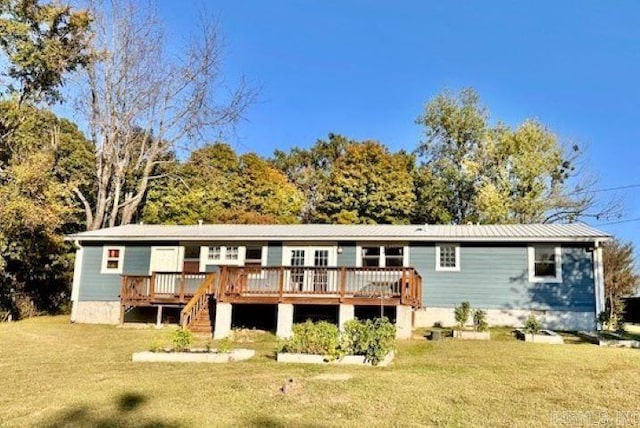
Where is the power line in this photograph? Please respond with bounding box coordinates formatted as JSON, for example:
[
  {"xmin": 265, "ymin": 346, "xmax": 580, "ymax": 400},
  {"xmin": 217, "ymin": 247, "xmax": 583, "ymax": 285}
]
[
  {"xmin": 575, "ymin": 183, "xmax": 640, "ymax": 195},
  {"xmin": 596, "ymin": 217, "xmax": 640, "ymax": 226}
]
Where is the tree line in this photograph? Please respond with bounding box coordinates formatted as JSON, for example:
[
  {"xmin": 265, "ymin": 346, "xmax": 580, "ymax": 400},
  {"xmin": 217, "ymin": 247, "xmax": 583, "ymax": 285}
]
[{"xmin": 0, "ymin": 0, "xmax": 635, "ymax": 318}]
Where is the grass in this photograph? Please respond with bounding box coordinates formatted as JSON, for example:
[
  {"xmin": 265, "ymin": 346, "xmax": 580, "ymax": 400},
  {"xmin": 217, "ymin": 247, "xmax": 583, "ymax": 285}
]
[{"xmin": 1, "ymin": 317, "xmax": 640, "ymax": 427}]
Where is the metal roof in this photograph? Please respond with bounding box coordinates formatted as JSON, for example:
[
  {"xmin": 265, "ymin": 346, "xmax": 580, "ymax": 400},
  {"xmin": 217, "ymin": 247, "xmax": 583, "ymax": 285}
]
[{"xmin": 68, "ymin": 223, "xmax": 611, "ymax": 243}]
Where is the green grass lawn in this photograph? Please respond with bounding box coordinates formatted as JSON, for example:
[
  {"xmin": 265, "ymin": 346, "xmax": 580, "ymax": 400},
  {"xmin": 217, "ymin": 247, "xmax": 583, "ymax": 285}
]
[{"xmin": 1, "ymin": 317, "xmax": 639, "ymax": 427}]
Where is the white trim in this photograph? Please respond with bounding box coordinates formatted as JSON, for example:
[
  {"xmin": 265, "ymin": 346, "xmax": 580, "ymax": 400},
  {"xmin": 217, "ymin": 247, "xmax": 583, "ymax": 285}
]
[
  {"xmin": 355, "ymin": 243, "xmax": 409, "ymax": 267},
  {"xmin": 435, "ymin": 243, "xmax": 460, "ymax": 272},
  {"xmin": 593, "ymin": 244, "xmax": 605, "ymax": 321},
  {"xmin": 282, "ymin": 245, "xmax": 337, "ymax": 267},
  {"xmin": 70, "ymin": 245, "xmax": 84, "ymax": 322},
  {"xmin": 100, "ymin": 245, "xmax": 125, "ymax": 274},
  {"xmin": 528, "ymin": 245, "xmax": 563, "ymax": 283}
]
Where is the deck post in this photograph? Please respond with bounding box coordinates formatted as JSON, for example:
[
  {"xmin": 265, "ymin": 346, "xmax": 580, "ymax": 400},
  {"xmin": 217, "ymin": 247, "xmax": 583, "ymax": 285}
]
[
  {"xmin": 150, "ymin": 273, "xmax": 156, "ymax": 301},
  {"xmin": 276, "ymin": 303, "xmax": 294, "ymax": 338},
  {"xmin": 339, "ymin": 267, "xmax": 346, "ymax": 302},
  {"xmin": 156, "ymin": 305, "xmax": 163, "ymax": 328},
  {"xmin": 277, "ymin": 267, "xmax": 284, "ymax": 302},
  {"xmin": 179, "ymin": 272, "xmax": 186, "ymax": 302}
]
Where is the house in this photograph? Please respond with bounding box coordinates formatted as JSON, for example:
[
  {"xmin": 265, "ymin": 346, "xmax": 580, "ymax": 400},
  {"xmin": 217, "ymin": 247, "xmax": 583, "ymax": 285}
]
[{"xmin": 67, "ymin": 223, "xmax": 610, "ymax": 338}]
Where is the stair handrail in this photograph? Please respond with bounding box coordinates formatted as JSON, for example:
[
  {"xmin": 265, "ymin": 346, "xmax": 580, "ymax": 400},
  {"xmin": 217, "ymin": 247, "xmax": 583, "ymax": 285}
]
[{"xmin": 180, "ymin": 273, "xmax": 216, "ymax": 329}]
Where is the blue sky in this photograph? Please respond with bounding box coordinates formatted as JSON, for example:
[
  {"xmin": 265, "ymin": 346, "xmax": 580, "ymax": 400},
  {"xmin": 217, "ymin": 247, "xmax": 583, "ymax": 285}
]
[{"xmin": 156, "ymin": 1, "xmax": 639, "ymax": 256}]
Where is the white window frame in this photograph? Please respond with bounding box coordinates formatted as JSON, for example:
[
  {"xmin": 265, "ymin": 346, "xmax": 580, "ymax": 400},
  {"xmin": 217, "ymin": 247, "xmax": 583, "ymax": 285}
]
[
  {"xmin": 528, "ymin": 245, "xmax": 562, "ymax": 283},
  {"xmin": 198, "ymin": 244, "xmax": 269, "ymax": 271},
  {"xmin": 435, "ymin": 243, "xmax": 460, "ymax": 272},
  {"xmin": 101, "ymin": 245, "xmax": 125, "ymax": 274},
  {"xmin": 355, "ymin": 244, "xmax": 409, "ymax": 267}
]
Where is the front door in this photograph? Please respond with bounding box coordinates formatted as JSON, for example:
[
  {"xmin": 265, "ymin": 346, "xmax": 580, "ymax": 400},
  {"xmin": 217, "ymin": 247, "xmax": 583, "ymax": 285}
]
[
  {"xmin": 284, "ymin": 246, "xmax": 335, "ymax": 292},
  {"xmin": 149, "ymin": 247, "xmax": 181, "ymax": 294}
]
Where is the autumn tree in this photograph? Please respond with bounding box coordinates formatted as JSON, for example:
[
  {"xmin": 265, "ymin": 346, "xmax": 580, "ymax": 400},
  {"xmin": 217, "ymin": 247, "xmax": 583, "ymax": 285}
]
[
  {"xmin": 415, "ymin": 88, "xmax": 619, "ymax": 224},
  {"xmin": 602, "ymin": 239, "xmax": 640, "ymax": 329},
  {"xmin": 272, "ymin": 133, "xmax": 348, "ymax": 222},
  {"xmin": 0, "ymin": 102, "xmax": 93, "ymax": 317},
  {"xmin": 315, "ymin": 139, "xmax": 415, "ymax": 224},
  {"xmin": 142, "ymin": 143, "xmax": 303, "ymax": 225},
  {"xmin": 74, "ymin": 0, "xmax": 255, "ymax": 230},
  {"xmin": 0, "ymin": 0, "xmax": 92, "ymax": 105}
]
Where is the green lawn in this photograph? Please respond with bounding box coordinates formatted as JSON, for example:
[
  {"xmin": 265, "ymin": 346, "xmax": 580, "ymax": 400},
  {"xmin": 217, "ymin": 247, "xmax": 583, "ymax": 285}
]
[{"xmin": 1, "ymin": 317, "xmax": 639, "ymax": 427}]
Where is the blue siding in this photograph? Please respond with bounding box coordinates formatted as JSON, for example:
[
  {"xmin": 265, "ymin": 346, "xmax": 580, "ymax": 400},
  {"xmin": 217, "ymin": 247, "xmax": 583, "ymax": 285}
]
[
  {"xmin": 266, "ymin": 242, "xmax": 282, "ymax": 267},
  {"xmin": 78, "ymin": 246, "xmax": 119, "ymax": 301},
  {"xmin": 409, "ymin": 244, "xmax": 594, "ymax": 312},
  {"xmin": 337, "ymin": 244, "xmax": 357, "ymax": 266},
  {"xmin": 123, "ymin": 246, "xmax": 151, "ymax": 275},
  {"xmin": 78, "ymin": 245, "xmax": 151, "ymax": 301}
]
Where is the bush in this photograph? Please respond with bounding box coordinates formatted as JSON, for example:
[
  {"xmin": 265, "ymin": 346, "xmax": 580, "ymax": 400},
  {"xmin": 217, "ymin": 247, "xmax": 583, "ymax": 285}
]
[
  {"xmin": 278, "ymin": 320, "xmax": 340, "ymax": 355},
  {"xmin": 341, "ymin": 317, "xmax": 396, "ymax": 365},
  {"xmin": 278, "ymin": 318, "xmax": 396, "ymax": 365},
  {"xmin": 524, "ymin": 314, "xmax": 540, "ymax": 338},
  {"xmin": 472, "ymin": 310, "xmax": 488, "ymax": 332},
  {"xmin": 454, "ymin": 301, "xmax": 471, "ymax": 330},
  {"xmin": 172, "ymin": 328, "xmax": 194, "ymax": 352}
]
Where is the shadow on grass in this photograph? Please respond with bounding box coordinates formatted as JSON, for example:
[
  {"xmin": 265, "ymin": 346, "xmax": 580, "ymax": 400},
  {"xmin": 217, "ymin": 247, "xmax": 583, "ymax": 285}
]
[
  {"xmin": 246, "ymin": 416, "xmax": 320, "ymax": 427},
  {"xmin": 43, "ymin": 392, "xmax": 179, "ymax": 428}
]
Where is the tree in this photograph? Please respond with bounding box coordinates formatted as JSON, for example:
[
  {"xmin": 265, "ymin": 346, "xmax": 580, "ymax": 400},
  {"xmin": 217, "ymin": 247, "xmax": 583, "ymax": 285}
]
[
  {"xmin": 602, "ymin": 239, "xmax": 640, "ymax": 329},
  {"xmin": 272, "ymin": 133, "xmax": 348, "ymax": 222},
  {"xmin": 74, "ymin": 0, "xmax": 255, "ymax": 230},
  {"xmin": 0, "ymin": 102, "xmax": 93, "ymax": 317},
  {"xmin": 142, "ymin": 143, "xmax": 303, "ymax": 225},
  {"xmin": 415, "ymin": 88, "xmax": 487, "ymax": 224},
  {"xmin": 315, "ymin": 139, "xmax": 415, "ymax": 224},
  {"xmin": 415, "ymin": 88, "xmax": 619, "ymax": 224},
  {"xmin": 0, "ymin": 0, "xmax": 92, "ymax": 105}
]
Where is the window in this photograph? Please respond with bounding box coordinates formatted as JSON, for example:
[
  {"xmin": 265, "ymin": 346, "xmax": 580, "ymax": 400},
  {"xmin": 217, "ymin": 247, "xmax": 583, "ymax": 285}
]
[
  {"xmin": 184, "ymin": 246, "xmax": 200, "ymax": 259},
  {"xmin": 362, "ymin": 246, "xmax": 381, "ymax": 267},
  {"xmin": 360, "ymin": 245, "xmax": 407, "ymax": 267},
  {"xmin": 101, "ymin": 246, "xmax": 124, "ymax": 274},
  {"xmin": 436, "ymin": 244, "xmax": 460, "ymax": 272},
  {"xmin": 208, "ymin": 246, "xmax": 222, "ymax": 260},
  {"xmin": 385, "ymin": 247, "xmax": 404, "ymax": 267},
  {"xmin": 245, "ymin": 247, "xmax": 263, "ymax": 268},
  {"xmin": 207, "ymin": 246, "xmax": 239, "ymax": 263},
  {"xmin": 529, "ymin": 246, "xmax": 562, "ymax": 283},
  {"xmin": 226, "ymin": 246, "xmax": 239, "ymax": 260}
]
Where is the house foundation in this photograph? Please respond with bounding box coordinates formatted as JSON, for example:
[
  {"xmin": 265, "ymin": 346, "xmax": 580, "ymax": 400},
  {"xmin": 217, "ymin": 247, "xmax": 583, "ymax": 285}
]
[
  {"xmin": 338, "ymin": 304, "xmax": 355, "ymax": 330},
  {"xmin": 213, "ymin": 302, "xmax": 232, "ymax": 339},
  {"xmin": 276, "ymin": 303, "xmax": 294, "ymax": 338}
]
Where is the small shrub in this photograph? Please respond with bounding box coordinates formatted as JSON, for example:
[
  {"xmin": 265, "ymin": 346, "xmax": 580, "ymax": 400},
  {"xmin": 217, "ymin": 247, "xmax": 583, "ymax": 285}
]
[
  {"xmin": 149, "ymin": 336, "xmax": 163, "ymax": 353},
  {"xmin": 172, "ymin": 328, "xmax": 194, "ymax": 352},
  {"xmin": 278, "ymin": 320, "xmax": 340, "ymax": 355},
  {"xmin": 341, "ymin": 317, "xmax": 396, "ymax": 365},
  {"xmin": 217, "ymin": 337, "xmax": 233, "ymax": 353},
  {"xmin": 472, "ymin": 310, "xmax": 488, "ymax": 332},
  {"xmin": 278, "ymin": 318, "xmax": 396, "ymax": 366},
  {"xmin": 454, "ymin": 301, "xmax": 471, "ymax": 330},
  {"xmin": 524, "ymin": 314, "xmax": 540, "ymax": 339}
]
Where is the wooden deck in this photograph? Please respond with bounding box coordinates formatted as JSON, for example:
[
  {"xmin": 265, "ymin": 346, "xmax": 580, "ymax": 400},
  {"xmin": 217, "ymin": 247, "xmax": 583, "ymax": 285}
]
[{"xmin": 120, "ymin": 266, "xmax": 422, "ymax": 323}]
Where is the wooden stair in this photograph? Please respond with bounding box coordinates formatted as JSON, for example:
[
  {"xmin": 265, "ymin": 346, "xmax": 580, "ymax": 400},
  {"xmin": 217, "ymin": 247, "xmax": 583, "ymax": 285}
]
[{"xmin": 186, "ymin": 295, "xmax": 216, "ymax": 334}]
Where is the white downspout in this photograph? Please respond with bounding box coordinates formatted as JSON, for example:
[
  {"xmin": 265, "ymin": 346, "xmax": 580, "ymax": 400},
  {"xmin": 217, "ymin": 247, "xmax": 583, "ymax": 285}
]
[
  {"xmin": 593, "ymin": 240, "xmax": 605, "ymax": 330},
  {"xmin": 70, "ymin": 240, "xmax": 84, "ymax": 323}
]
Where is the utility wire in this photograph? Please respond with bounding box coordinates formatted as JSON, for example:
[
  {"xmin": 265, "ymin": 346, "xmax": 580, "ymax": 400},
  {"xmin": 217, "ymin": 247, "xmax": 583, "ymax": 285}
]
[
  {"xmin": 574, "ymin": 183, "xmax": 640, "ymax": 194},
  {"xmin": 595, "ymin": 217, "xmax": 640, "ymax": 226}
]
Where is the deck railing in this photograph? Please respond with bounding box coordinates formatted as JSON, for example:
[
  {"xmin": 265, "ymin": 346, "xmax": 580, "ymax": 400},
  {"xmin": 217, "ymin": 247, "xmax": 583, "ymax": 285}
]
[
  {"xmin": 219, "ymin": 266, "xmax": 422, "ymax": 307},
  {"xmin": 121, "ymin": 272, "xmax": 210, "ymax": 304},
  {"xmin": 122, "ymin": 267, "xmax": 422, "ymax": 308},
  {"xmin": 180, "ymin": 274, "xmax": 217, "ymax": 329}
]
